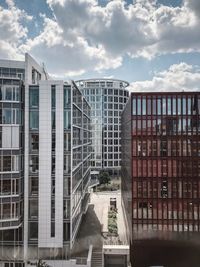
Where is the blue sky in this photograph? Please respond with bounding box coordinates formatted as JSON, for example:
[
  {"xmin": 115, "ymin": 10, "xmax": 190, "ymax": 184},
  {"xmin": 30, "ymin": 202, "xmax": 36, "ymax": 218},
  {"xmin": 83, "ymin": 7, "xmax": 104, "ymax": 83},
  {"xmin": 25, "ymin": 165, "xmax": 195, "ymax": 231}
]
[{"xmin": 0, "ymin": 0, "xmax": 200, "ymax": 91}]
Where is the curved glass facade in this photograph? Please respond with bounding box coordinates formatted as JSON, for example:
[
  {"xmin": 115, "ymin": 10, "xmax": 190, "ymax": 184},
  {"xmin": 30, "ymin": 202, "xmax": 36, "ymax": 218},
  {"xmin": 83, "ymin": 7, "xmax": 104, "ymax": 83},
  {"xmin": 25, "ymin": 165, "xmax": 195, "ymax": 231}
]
[{"xmin": 76, "ymin": 79, "xmax": 129, "ymax": 173}]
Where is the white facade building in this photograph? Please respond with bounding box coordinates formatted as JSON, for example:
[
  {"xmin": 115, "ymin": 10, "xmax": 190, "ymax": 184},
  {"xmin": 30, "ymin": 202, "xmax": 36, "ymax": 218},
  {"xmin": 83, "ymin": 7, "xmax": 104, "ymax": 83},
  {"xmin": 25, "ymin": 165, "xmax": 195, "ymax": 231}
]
[{"xmin": 0, "ymin": 55, "xmax": 91, "ymax": 266}]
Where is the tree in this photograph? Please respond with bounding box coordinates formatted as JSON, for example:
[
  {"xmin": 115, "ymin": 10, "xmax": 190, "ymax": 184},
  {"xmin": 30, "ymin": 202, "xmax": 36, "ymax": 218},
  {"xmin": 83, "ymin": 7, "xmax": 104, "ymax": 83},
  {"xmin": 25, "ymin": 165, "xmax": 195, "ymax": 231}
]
[
  {"xmin": 98, "ymin": 170, "xmax": 111, "ymax": 185},
  {"xmin": 37, "ymin": 260, "xmax": 51, "ymax": 267}
]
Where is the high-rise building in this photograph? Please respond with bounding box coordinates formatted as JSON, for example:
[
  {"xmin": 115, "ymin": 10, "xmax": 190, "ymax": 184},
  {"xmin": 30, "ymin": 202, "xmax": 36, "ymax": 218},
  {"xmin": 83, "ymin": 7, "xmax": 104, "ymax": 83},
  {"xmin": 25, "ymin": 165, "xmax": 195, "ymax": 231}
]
[
  {"xmin": 76, "ymin": 79, "xmax": 129, "ymax": 175},
  {"xmin": 0, "ymin": 54, "xmax": 47, "ymax": 264},
  {"xmin": 0, "ymin": 55, "xmax": 91, "ymax": 265},
  {"xmin": 26, "ymin": 79, "xmax": 91, "ymax": 260},
  {"xmin": 121, "ymin": 92, "xmax": 200, "ymax": 267}
]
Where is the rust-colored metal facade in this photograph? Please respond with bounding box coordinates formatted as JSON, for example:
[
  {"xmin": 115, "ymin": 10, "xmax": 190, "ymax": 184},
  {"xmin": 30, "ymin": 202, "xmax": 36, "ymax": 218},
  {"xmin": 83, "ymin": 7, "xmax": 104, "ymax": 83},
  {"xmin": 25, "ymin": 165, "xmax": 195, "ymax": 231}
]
[{"xmin": 121, "ymin": 92, "xmax": 200, "ymax": 265}]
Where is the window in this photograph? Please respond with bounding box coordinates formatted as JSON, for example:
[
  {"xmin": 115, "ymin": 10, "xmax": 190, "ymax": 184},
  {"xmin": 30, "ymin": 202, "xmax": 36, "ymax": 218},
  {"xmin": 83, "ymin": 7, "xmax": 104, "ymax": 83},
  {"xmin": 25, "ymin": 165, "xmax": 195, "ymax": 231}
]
[
  {"xmin": 182, "ymin": 97, "xmax": 187, "ymax": 115},
  {"xmin": 29, "ymin": 222, "xmax": 38, "ymax": 240},
  {"xmin": 64, "ymin": 132, "xmax": 71, "ymax": 151},
  {"xmin": 0, "ymin": 131, "xmax": 2, "ymax": 147},
  {"xmin": 167, "ymin": 97, "xmax": 172, "ymax": 115},
  {"xmin": 162, "ymin": 97, "xmax": 166, "ymax": 115},
  {"xmin": 2, "ymin": 109, "xmax": 11, "ymax": 124},
  {"xmin": 64, "ymin": 154, "xmax": 71, "ymax": 174},
  {"xmin": 173, "ymin": 97, "xmax": 176, "ymax": 115},
  {"xmin": 64, "ymin": 88, "xmax": 71, "ymax": 108},
  {"xmin": 63, "ymin": 222, "xmax": 70, "ymax": 241},
  {"xmin": 2, "ymin": 109, "xmax": 20, "ymax": 124},
  {"xmin": 3, "ymin": 156, "xmax": 12, "ymax": 172},
  {"xmin": 64, "ymin": 110, "xmax": 71, "ymax": 129},
  {"xmin": 1, "ymin": 180, "xmax": 11, "ymax": 195},
  {"xmin": 30, "ymin": 134, "xmax": 39, "ymax": 150},
  {"xmin": 29, "ymin": 199, "xmax": 38, "ymax": 219},
  {"xmin": 29, "ymin": 156, "xmax": 39, "ymax": 173},
  {"xmin": 29, "ymin": 111, "xmax": 39, "ymax": 129},
  {"xmin": 2, "ymin": 203, "xmax": 11, "ymax": 219},
  {"xmin": 64, "ymin": 199, "xmax": 70, "ymax": 219},
  {"xmin": 51, "ymin": 86, "xmax": 56, "ymax": 108},
  {"xmin": 142, "ymin": 97, "xmax": 146, "ymax": 115},
  {"xmin": 51, "ymin": 222, "xmax": 55, "ymax": 237},
  {"xmin": 29, "ymin": 87, "xmax": 39, "ymax": 107},
  {"xmin": 5, "ymin": 87, "xmax": 12, "ymax": 100},
  {"xmin": 30, "ymin": 177, "xmax": 38, "ymax": 195},
  {"xmin": 52, "ymin": 156, "xmax": 55, "ymax": 173},
  {"xmin": 52, "ymin": 111, "xmax": 55, "ymax": 129}
]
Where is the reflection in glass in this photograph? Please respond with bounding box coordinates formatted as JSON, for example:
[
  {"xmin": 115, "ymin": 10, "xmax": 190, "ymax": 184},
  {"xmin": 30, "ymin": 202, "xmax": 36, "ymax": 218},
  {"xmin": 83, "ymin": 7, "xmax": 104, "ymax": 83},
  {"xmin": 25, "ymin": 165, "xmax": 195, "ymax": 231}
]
[
  {"xmin": 2, "ymin": 109, "xmax": 11, "ymax": 124},
  {"xmin": 29, "ymin": 111, "xmax": 39, "ymax": 129},
  {"xmin": 178, "ymin": 98, "xmax": 181, "ymax": 114},
  {"xmin": 157, "ymin": 99, "xmax": 161, "ymax": 115},
  {"xmin": 167, "ymin": 97, "xmax": 171, "ymax": 115},
  {"xmin": 162, "ymin": 98, "xmax": 166, "ymax": 115},
  {"xmin": 5, "ymin": 87, "xmax": 12, "ymax": 100},
  {"xmin": 142, "ymin": 98, "xmax": 146, "ymax": 115},
  {"xmin": 188, "ymin": 97, "xmax": 192, "ymax": 115},
  {"xmin": 132, "ymin": 98, "xmax": 136, "ymax": 115},
  {"xmin": 137, "ymin": 97, "xmax": 141, "ymax": 115},
  {"xmin": 182, "ymin": 97, "xmax": 186, "ymax": 115},
  {"xmin": 173, "ymin": 97, "xmax": 176, "ymax": 115},
  {"xmin": 29, "ymin": 88, "xmax": 39, "ymax": 107},
  {"xmin": 147, "ymin": 98, "xmax": 151, "ymax": 115}
]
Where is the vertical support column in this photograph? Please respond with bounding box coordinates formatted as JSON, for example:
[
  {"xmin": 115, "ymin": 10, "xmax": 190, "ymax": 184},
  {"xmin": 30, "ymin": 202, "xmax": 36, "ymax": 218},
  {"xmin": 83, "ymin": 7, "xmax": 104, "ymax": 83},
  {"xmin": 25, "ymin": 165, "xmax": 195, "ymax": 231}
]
[{"xmin": 38, "ymin": 81, "xmax": 64, "ymax": 248}]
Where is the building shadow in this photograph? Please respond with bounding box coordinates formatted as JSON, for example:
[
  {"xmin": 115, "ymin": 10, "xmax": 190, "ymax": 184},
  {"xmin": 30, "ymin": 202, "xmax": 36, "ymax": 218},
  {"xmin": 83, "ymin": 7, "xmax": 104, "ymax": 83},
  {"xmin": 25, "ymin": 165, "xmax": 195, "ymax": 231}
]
[
  {"xmin": 132, "ymin": 238, "xmax": 200, "ymax": 267},
  {"xmin": 71, "ymin": 204, "xmax": 103, "ymax": 257}
]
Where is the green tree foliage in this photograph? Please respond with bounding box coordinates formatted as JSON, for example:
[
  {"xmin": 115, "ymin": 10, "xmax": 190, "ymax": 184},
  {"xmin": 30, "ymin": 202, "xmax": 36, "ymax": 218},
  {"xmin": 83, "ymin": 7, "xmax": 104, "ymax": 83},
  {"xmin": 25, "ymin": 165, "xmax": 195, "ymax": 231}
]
[{"xmin": 98, "ymin": 170, "xmax": 111, "ymax": 185}]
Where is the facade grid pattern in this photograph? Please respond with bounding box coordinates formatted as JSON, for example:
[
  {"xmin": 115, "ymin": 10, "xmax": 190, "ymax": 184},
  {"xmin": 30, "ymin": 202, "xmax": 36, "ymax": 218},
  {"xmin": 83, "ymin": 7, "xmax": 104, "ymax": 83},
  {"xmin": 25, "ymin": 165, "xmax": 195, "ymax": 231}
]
[{"xmin": 122, "ymin": 92, "xmax": 200, "ymax": 242}]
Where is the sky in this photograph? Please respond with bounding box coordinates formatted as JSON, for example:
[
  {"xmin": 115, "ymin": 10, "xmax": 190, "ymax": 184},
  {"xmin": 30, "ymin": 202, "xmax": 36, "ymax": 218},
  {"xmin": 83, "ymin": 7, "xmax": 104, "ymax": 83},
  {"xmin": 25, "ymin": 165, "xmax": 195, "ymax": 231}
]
[{"xmin": 0, "ymin": 0, "xmax": 200, "ymax": 91}]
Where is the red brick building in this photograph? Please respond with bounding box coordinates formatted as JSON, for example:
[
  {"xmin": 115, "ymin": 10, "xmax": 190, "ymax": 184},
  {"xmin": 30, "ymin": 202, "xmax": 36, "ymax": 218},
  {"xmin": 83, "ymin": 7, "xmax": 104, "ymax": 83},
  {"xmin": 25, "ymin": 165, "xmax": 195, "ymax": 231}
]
[{"xmin": 121, "ymin": 92, "xmax": 200, "ymax": 267}]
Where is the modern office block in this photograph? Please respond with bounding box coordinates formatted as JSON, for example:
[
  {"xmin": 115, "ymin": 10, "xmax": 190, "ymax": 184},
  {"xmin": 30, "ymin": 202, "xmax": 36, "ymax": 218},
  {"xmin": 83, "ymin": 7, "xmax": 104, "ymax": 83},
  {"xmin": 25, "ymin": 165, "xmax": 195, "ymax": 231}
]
[
  {"xmin": 0, "ymin": 54, "xmax": 47, "ymax": 263},
  {"xmin": 76, "ymin": 79, "xmax": 129, "ymax": 175},
  {"xmin": 121, "ymin": 92, "xmax": 200, "ymax": 266},
  {"xmin": 0, "ymin": 55, "xmax": 91, "ymax": 265},
  {"xmin": 26, "ymin": 80, "xmax": 91, "ymax": 259}
]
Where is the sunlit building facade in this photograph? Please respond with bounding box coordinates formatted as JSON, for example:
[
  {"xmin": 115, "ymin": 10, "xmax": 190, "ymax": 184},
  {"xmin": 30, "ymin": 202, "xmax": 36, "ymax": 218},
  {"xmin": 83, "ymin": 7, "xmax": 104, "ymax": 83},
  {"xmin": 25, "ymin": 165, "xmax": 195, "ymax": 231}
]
[
  {"xmin": 0, "ymin": 55, "xmax": 91, "ymax": 266},
  {"xmin": 77, "ymin": 79, "xmax": 129, "ymax": 175},
  {"xmin": 26, "ymin": 80, "xmax": 91, "ymax": 260},
  {"xmin": 122, "ymin": 92, "xmax": 200, "ymax": 266}
]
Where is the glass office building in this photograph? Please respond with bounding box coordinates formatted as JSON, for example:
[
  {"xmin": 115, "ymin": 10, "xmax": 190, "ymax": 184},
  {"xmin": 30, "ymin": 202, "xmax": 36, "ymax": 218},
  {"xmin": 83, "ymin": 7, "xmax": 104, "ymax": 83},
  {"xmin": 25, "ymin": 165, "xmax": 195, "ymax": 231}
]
[
  {"xmin": 0, "ymin": 68, "xmax": 24, "ymax": 258},
  {"xmin": 0, "ymin": 54, "xmax": 44, "ymax": 264},
  {"xmin": 0, "ymin": 55, "xmax": 91, "ymax": 265},
  {"xmin": 76, "ymin": 79, "xmax": 129, "ymax": 175},
  {"xmin": 122, "ymin": 92, "xmax": 200, "ymax": 267},
  {"xmin": 26, "ymin": 80, "xmax": 91, "ymax": 259}
]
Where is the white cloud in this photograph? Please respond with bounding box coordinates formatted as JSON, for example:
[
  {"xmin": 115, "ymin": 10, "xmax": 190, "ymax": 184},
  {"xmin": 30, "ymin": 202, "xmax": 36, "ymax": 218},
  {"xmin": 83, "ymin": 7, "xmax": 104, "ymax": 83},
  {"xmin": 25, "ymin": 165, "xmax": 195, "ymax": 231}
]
[
  {"xmin": 1, "ymin": 0, "xmax": 200, "ymax": 76},
  {"xmin": 129, "ymin": 62, "xmax": 200, "ymax": 92},
  {"xmin": 43, "ymin": 0, "xmax": 200, "ymax": 59},
  {"xmin": 0, "ymin": 0, "xmax": 32, "ymax": 59}
]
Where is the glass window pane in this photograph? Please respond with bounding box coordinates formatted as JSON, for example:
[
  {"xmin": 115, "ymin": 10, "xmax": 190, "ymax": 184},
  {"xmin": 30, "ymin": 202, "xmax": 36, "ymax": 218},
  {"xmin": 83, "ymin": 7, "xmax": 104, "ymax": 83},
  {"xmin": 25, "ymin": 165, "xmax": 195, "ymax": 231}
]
[
  {"xmin": 29, "ymin": 88, "xmax": 39, "ymax": 107},
  {"xmin": 173, "ymin": 97, "xmax": 176, "ymax": 115},
  {"xmin": 137, "ymin": 97, "xmax": 141, "ymax": 115},
  {"xmin": 2, "ymin": 109, "xmax": 11, "ymax": 124},
  {"xmin": 167, "ymin": 97, "xmax": 171, "ymax": 115},
  {"xmin": 188, "ymin": 97, "xmax": 192, "ymax": 115},
  {"xmin": 162, "ymin": 97, "xmax": 166, "ymax": 115},
  {"xmin": 5, "ymin": 87, "xmax": 12, "ymax": 100},
  {"xmin": 132, "ymin": 98, "xmax": 136, "ymax": 115},
  {"xmin": 3, "ymin": 156, "xmax": 12, "ymax": 172},
  {"xmin": 142, "ymin": 97, "xmax": 146, "ymax": 115},
  {"xmin": 29, "ymin": 111, "xmax": 39, "ymax": 129},
  {"xmin": 147, "ymin": 98, "xmax": 151, "ymax": 115},
  {"xmin": 157, "ymin": 99, "xmax": 161, "ymax": 115},
  {"xmin": 64, "ymin": 110, "xmax": 71, "ymax": 129},
  {"xmin": 182, "ymin": 97, "xmax": 186, "ymax": 115}
]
